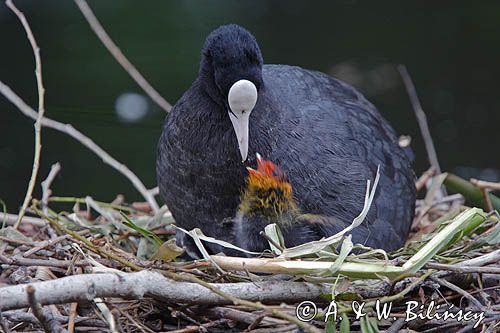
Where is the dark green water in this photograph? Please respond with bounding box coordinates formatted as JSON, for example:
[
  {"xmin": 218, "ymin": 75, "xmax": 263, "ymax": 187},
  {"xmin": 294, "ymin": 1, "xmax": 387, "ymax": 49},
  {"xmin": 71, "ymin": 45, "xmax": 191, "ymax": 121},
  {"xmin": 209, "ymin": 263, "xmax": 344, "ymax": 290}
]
[{"xmin": 1, "ymin": 1, "xmax": 500, "ymax": 210}]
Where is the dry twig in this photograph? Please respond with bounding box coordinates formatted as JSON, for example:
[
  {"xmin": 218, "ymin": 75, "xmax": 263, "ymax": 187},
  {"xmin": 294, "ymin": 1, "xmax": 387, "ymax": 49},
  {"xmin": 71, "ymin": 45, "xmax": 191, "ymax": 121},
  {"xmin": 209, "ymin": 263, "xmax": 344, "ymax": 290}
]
[
  {"xmin": 0, "ymin": 271, "xmax": 331, "ymax": 311},
  {"xmin": 166, "ymin": 319, "xmax": 233, "ymax": 333},
  {"xmin": 2, "ymin": 311, "xmax": 107, "ymax": 329},
  {"xmin": 415, "ymin": 167, "xmax": 436, "ymax": 192},
  {"xmin": 482, "ymin": 187, "xmax": 494, "ymax": 212},
  {"xmin": 22, "ymin": 232, "xmax": 89, "ymax": 258},
  {"xmin": 0, "ymin": 310, "xmax": 11, "ymax": 333},
  {"xmin": 26, "ymin": 285, "xmax": 66, "ymax": 333},
  {"xmin": 5, "ymin": 0, "xmax": 46, "ymax": 229},
  {"xmin": 74, "ymin": 0, "xmax": 172, "ymax": 113},
  {"xmin": 207, "ymin": 307, "xmax": 286, "ymax": 327},
  {"xmin": 398, "ymin": 65, "xmax": 442, "ymax": 175},
  {"xmin": 470, "ymin": 178, "xmax": 500, "ymax": 191},
  {"xmin": 0, "ymin": 81, "xmax": 159, "ymax": 212},
  {"xmin": 40, "ymin": 162, "xmax": 61, "ymax": 213},
  {"xmin": 470, "ymin": 178, "xmax": 498, "ymax": 212},
  {"xmin": 2, "ymin": 212, "xmax": 46, "ymax": 227},
  {"xmin": 166, "ymin": 272, "xmax": 321, "ymax": 333},
  {"xmin": 425, "ymin": 262, "xmax": 500, "ymax": 274},
  {"xmin": 67, "ymin": 302, "xmax": 78, "ymax": 333},
  {"xmin": 430, "ymin": 276, "xmax": 484, "ymax": 309},
  {"xmin": 0, "ymin": 254, "xmax": 89, "ymax": 268},
  {"xmin": 456, "ymin": 249, "xmax": 500, "ymax": 267}
]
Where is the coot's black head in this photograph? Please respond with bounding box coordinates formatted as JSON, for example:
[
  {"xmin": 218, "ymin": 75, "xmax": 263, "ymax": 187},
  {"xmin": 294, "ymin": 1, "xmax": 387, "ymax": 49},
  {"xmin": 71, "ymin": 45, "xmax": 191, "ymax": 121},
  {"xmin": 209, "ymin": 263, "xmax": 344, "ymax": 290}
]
[
  {"xmin": 200, "ymin": 24, "xmax": 264, "ymax": 162},
  {"xmin": 200, "ymin": 24, "xmax": 263, "ymax": 100}
]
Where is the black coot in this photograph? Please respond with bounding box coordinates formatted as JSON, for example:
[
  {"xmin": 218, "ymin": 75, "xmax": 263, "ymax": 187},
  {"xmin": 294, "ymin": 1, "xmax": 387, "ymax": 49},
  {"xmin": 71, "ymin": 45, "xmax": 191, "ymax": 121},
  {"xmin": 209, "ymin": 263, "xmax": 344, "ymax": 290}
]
[{"xmin": 157, "ymin": 24, "xmax": 415, "ymax": 257}]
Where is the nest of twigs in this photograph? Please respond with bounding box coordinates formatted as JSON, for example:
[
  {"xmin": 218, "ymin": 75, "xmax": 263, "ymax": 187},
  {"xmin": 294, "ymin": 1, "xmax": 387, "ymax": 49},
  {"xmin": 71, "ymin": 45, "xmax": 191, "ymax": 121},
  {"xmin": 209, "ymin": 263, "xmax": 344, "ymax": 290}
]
[
  {"xmin": 0, "ymin": 175, "xmax": 499, "ymax": 333},
  {"xmin": 1, "ymin": 1, "xmax": 498, "ymax": 332}
]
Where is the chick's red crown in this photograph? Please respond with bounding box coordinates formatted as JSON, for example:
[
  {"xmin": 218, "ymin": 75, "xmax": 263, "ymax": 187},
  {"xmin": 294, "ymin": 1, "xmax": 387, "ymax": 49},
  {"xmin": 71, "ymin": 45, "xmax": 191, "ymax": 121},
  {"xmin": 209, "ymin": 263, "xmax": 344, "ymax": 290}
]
[{"xmin": 246, "ymin": 154, "xmax": 291, "ymax": 196}]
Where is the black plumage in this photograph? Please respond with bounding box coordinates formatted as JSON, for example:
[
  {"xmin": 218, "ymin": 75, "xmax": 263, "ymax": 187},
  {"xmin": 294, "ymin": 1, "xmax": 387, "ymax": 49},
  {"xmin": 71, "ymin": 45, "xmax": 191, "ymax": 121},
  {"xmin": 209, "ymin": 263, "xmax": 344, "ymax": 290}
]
[
  {"xmin": 157, "ymin": 24, "xmax": 416, "ymax": 256},
  {"xmin": 234, "ymin": 155, "xmax": 402, "ymax": 253}
]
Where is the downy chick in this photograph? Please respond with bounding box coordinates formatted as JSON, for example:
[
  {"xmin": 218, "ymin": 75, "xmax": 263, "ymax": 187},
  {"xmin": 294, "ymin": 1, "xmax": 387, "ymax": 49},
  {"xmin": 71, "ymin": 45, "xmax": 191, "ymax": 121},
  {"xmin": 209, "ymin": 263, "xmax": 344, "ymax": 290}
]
[{"xmin": 234, "ymin": 154, "xmax": 402, "ymax": 253}]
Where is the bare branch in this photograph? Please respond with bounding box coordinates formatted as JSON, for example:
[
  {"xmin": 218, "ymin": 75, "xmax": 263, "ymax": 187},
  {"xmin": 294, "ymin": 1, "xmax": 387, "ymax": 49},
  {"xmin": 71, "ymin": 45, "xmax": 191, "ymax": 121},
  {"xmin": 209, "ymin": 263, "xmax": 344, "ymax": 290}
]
[
  {"xmin": 2, "ymin": 212, "xmax": 46, "ymax": 227},
  {"xmin": 26, "ymin": 285, "xmax": 67, "ymax": 333},
  {"xmin": 0, "ymin": 271, "xmax": 332, "ymax": 311},
  {"xmin": 148, "ymin": 186, "xmax": 160, "ymax": 196},
  {"xmin": 456, "ymin": 248, "xmax": 500, "ymax": 267},
  {"xmin": 167, "ymin": 269, "xmax": 321, "ymax": 333},
  {"xmin": 41, "ymin": 162, "xmax": 61, "ymax": 213},
  {"xmin": 74, "ymin": 0, "xmax": 172, "ymax": 113},
  {"xmin": 22, "ymin": 231, "xmax": 90, "ymax": 258},
  {"xmin": 0, "ymin": 309, "xmax": 11, "ymax": 333},
  {"xmin": 430, "ymin": 276, "xmax": 484, "ymax": 309},
  {"xmin": 5, "ymin": 0, "xmax": 46, "ymax": 229},
  {"xmin": 386, "ymin": 317, "xmax": 406, "ymax": 333},
  {"xmin": 1, "ymin": 311, "xmax": 107, "ymax": 329},
  {"xmin": 0, "ymin": 254, "xmax": 89, "ymax": 268},
  {"xmin": 470, "ymin": 178, "xmax": 500, "ymax": 191},
  {"xmin": 0, "ymin": 80, "xmax": 159, "ymax": 212},
  {"xmin": 415, "ymin": 167, "xmax": 436, "ymax": 192},
  {"xmin": 425, "ymin": 262, "xmax": 500, "ymax": 274},
  {"xmin": 398, "ymin": 65, "xmax": 442, "ymax": 175},
  {"xmin": 481, "ymin": 187, "xmax": 494, "ymax": 212}
]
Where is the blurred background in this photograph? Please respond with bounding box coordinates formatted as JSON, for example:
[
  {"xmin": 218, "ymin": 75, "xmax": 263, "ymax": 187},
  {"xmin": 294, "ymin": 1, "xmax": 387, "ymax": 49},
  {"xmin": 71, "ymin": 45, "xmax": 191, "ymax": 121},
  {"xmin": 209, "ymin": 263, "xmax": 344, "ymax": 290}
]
[{"xmin": 1, "ymin": 1, "xmax": 500, "ymax": 210}]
